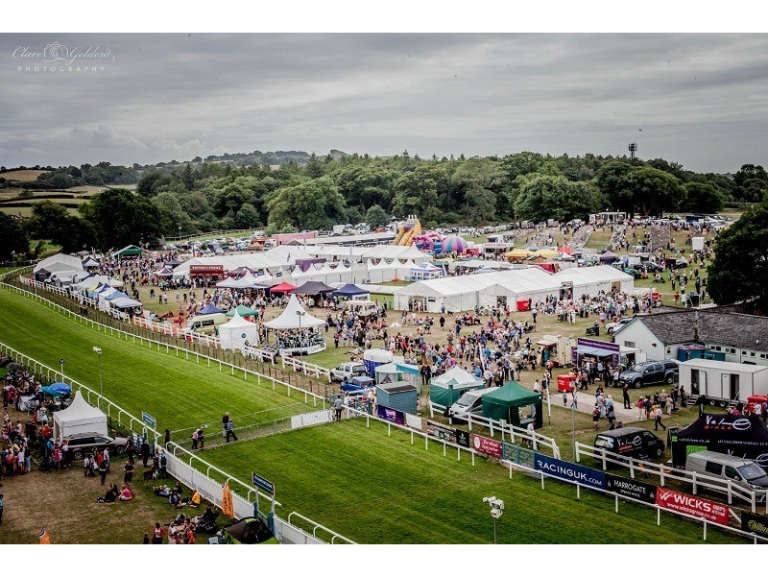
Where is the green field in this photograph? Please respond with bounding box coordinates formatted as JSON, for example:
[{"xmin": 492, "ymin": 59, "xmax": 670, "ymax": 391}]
[
  {"xmin": 0, "ymin": 285, "xmax": 745, "ymax": 544},
  {"xmin": 195, "ymin": 419, "xmax": 738, "ymax": 544},
  {"xmin": 0, "ymin": 288, "xmax": 313, "ymax": 433}
]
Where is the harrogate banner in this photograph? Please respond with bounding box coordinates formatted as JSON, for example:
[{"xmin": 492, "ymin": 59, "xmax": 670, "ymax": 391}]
[{"xmin": 605, "ymin": 474, "xmax": 656, "ymax": 505}]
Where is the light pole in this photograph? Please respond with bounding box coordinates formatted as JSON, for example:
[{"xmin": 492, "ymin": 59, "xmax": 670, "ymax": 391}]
[
  {"xmin": 296, "ymin": 311, "xmax": 305, "ymax": 347},
  {"xmin": 59, "ymin": 358, "xmax": 65, "ymax": 382},
  {"xmin": 483, "ymin": 496, "xmax": 504, "ymax": 544},
  {"xmin": 93, "ymin": 347, "xmax": 103, "ymax": 403},
  {"xmin": 571, "ymin": 387, "xmax": 576, "ymax": 462}
]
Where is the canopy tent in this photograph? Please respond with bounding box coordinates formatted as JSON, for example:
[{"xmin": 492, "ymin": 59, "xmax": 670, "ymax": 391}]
[
  {"xmin": 409, "ymin": 261, "xmax": 443, "ymax": 281},
  {"xmin": 221, "ymin": 517, "xmax": 278, "ymax": 545},
  {"xmin": 219, "ymin": 311, "xmax": 259, "ymax": 351},
  {"xmin": 110, "ymin": 297, "xmax": 143, "ymax": 309},
  {"xmin": 53, "ymin": 391, "xmax": 107, "ymax": 439},
  {"xmin": 264, "ymin": 295, "xmax": 325, "ymax": 330},
  {"xmin": 269, "ymin": 281, "xmax": 296, "ymax": 294},
  {"xmin": 34, "ymin": 253, "xmax": 84, "ymax": 275},
  {"xmin": 553, "ymin": 265, "xmax": 634, "ymax": 298},
  {"xmin": 226, "ymin": 305, "xmax": 260, "ymax": 318},
  {"xmin": 81, "ymin": 256, "xmax": 100, "ymax": 268},
  {"xmin": 156, "ymin": 266, "xmax": 175, "ymax": 277},
  {"xmin": 599, "ymin": 251, "xmax": 619, "ymax": 263},
  {"xmin": 291, "ymin": 280, "xmax": 336, "ymax": 295},
  {"xmin": 333, "ymin": 283, "xmax": 369, "ymax": 299},
  {"xmin": 198, "ymin": 303, "xmax": 225, "ymax": 315},
  {"xmin": 216, "ymin": 276, "xmax": 244, "ymax": 289},
  {"xmin": 442, "ymin": 235, "xmax": 468, "ymax": 254},
  {"xmin": 671, "ymin": 414, "xmax": 768, "ymax": 470},
  {"xmin": 481, "ymin": 381, "xmax": 543, "ymax": 428},
  {"xmin": 429, "ymin": 367, "xmax": 485, "ymax": 411},
  {"xmin": 105, "ymin": 290, "xmax": 130, "ymax": 301},
  {"xmin": 166, "ymin": 258, "xmax": 183, "ymax": 267},
  {"xmin": 113, "ymin": 245, "xmax": 143, "ymax": 258}
]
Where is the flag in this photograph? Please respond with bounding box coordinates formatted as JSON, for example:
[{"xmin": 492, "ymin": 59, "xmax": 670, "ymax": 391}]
[
  {"xmin": 221, "ymin": 481, "xmax": 234, "ymax": 519},
  {"xmin": 39, "ymin": 529, "xmax": 51, "ymax": 544}
]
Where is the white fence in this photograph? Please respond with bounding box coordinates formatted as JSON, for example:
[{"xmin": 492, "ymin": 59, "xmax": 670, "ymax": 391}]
[
  {"xmin": 1, "ymin": 281, "xmax": 328, "ymax": 407},
  {"xmin": 291, "ymin": 410, "xmax": 332, "ymax": 429},
  {"xmin": 506, "ymin": 457, "xmax": 768, "ymax": 544},
  {"xmin": 447, "ymin": 412, "xmax": 561, "ymax": 459},
  {"xmin": 575, "ymin": 442, "xmax": 768, "ymax": 514},
  {"xmin": 0, "ymin": 337, "xmax": 352, "ymax": 544},
  {"xmin": 244, "ymin": 345, "xmax": 277, "ymax": 363},
  {"xmin": 282, "ymin": 355, "xmax": 332, "ymax": 382}
]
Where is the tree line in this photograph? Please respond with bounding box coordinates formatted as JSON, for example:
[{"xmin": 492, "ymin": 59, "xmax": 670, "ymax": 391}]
[{"xmin": 1, "ymin": 151, "xmax": 766, "ymax": 262}]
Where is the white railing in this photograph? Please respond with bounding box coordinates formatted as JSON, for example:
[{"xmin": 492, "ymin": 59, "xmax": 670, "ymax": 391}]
[
  {"xmin": 451, "ymin": 412, "xmax": 561, "ymax": 459},
  {"xmin": 508, "ymin": 457, "xmax": 768, "ymax": 544},
  {"xmin": 243, "ymin": 345, "xmax": 277, "ymax": 363},
  {"xmin": 286, "ymin": 512, "xmax": 356, "ymax": 544},
  {"xmin": 1, "ymin": 281, "xmax": 328, "ymax": 405},
  {"xmin": 282, "ymin": 355, "xmax": 332, "ymax": 382},
  {"xmin": 0, "ymin": 338, "xmax": 349, "ymax": 544},
  {"xmin": 575, "ymin": 442, "xmax": 767, "ymax": 514}
]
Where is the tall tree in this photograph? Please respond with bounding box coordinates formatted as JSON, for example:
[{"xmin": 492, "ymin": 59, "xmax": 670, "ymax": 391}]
[
  {"xmin": 708, "ymin": 202, "xmax": 768, "ymax": 311},
  {"xmin": 266, "ymin": 177, "xmax": 346, "ymax": 232},
  {"xmin": 305, "ymin": 152, "xmax": 325, "ymax": 179},
  {"xmin": 182, "ymin": 162, "xmax": 195, "ymax": 191},
  {"xmin": 81, "ymin": 188, "xmax": 162, "ymax": 251},
  {"xmin": 683, "ymin": 182, "xmax": 724, "ymax": 213},
  {"xmin": 365, "ymin": 204, "xmax": 388, "ymax": 229},
  {"xmin": 0, "ymin": 213, "xmax": 29, "ymax": 260}
]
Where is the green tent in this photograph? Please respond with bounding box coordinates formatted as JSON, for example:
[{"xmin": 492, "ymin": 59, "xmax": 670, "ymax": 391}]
[
  {"xmin": 429, "ymin": 367, "xmax": 484, "ymax": 412},
  {"xmin": 226, "ymin": 305, "xmax": 260, "ymax": 318},
  {"xmin": 221, "ymin": 517, "xmax": 278, "ymax": 544},
  {"xmin": 481, "ymin": 380, "xmax": 543, "ymax": 428},
  {"xmin": 113, "ymin": 245, "xmax": 143, "ymax": 258}
]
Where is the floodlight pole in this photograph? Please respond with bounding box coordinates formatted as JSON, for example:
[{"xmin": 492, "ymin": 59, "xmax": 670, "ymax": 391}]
[
  {"xmin": 59, "ymin": 358, "xmax": 65, "ymax": 382},
  {"xmin": 93, "ymin": 347, "xmax": 103, "ymax": 405}
]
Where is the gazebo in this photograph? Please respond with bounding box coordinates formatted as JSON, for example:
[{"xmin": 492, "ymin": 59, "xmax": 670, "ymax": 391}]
[
  {"xmin": 269, "ymin": 281, "xmax": 296, "ymax": 295},
  {"xmin": 333, "ymin": 283, "xmax": 369, "ymax": 301},
  {"xmin": 226, "ymin": 305, "xmax": 260, "ymax": 319},
  {"xmin": 198, "ymin": 303, "xmax": 225, "ymax": 315},
  {"xmin": 219, "ymin": 311, "xmax": 259, "ymax": 351},
  {"xmin": 291, "ymin": 280, "xmax": 336, "ymax": 296},
  {"xmin": 264, "ymin": 295, "xmax": 326, "ymax": 356}
]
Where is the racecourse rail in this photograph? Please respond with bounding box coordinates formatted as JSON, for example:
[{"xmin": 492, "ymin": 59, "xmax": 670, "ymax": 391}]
[{"xmin": 0, "ymin": 338, "xmax": 355, "ymax": 544}]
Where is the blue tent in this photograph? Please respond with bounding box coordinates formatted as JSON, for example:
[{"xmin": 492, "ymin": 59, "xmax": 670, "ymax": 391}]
[
  {"xmin": 106, "ymin": 290, "xmax": 130, "ymax": 301},
  {"xmin": 49, "ymin": 382, "xmax": 72, "ymax": 395},
  {"xmin": 333, "ymin": 283, "xmax": 369, "ymax": 298},
  {"xmin": 198, "ymin": 303, "xmax": 225, "ymax": 315}
]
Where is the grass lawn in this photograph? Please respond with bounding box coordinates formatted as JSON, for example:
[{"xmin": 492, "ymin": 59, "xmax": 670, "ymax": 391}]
[
  {"xmin": 195, "ymin": 418, "xmax": 739, "ymax": 544},
  {"xmin": 0, "ymin": 288, "xmax": 314, "ymax": 434}
]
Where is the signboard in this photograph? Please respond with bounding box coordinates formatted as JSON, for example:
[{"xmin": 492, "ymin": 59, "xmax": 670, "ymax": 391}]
[
  {"xmin": 141, "ymin": 411, "xmax": 157, "ymax": 429},
  {"xmin": 456, "ymin": 429, "xmax": 470, "ymax": 448},
  {"xmin": 573, "ymin": 337, "xmax": 621, "ymax": 369},
  {"xmin": 605, "ymin": 474, "xmax": 656, "ymax": 505},
  {"xmin": 471, "ymin": 434, "xmax": 503, "ymax": 458},
  {"xmin": 208, "ymin": 537, "xmax": 220, "ymax": 545},
  {"xmin": 670, "ymin": 414, "xmax": 768, "ymax": 469},
  {"xmin": 189, "ymin": 265, "xmax": 224, "ymax": 277},
  {"xmin": 654, "ymin": 487, "xmax": 729, "ymax": 526},
  {"xmin": 741, "ymin": 510, "xmax": 768, "ymax": 538},
  {"xmin": 377, "ymin": 405, "xmax": 405, "ymax": 425},
  {"xmin": 252, "ymin": 472, "xmax": 275, "ymax": 495},
  {"xmin": 534, "ymin": 453, "xmax": 606, "ymax": 489},
  {"xmin": 405, "ymin": 413, "xmax": 423, "ymax": 431},
  {"xmin": 427, "ymin": 420, "xmax": 458, "ymax": 444}
]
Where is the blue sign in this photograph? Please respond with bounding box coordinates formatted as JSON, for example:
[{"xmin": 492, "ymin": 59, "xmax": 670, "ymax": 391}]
[
  {"xmin": 252, "ymin": 472, "xmax": 275, "ymax": 494},
  {"xmin": 141, "ymin": 411, "xmax": 157, "ymax": 429},
  {"xmin": 534, "ymin": 453, "xmax": 606, "ymax": 490}
]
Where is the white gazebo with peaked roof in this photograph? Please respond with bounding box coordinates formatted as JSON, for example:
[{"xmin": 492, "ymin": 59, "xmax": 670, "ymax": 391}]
[
  {"xmin": 219, "ymin": 311, "xmax": 259, "ymax": 352},
  {"xmin": 53, "ymin": 391, "xmax": 108, "ymax": 439},
  {"xmin": 264, "ymin": 295, "xmax": 326, "ymax": 356}
]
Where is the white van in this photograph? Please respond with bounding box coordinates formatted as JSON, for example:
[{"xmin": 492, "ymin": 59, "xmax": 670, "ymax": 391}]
[
  {"xmin": 342, "ymin": 300, "xmax": 379, "ymax": 318},
  {"xmin": 685, "ymin": 451, "xmax": 768, "ymax": 501},
  {"xmin": 183, "ymin": 313, "xmax": 227, "ymax": 335},
  {"xmin": 448, "ymin": 388, "xmax": 496, "ymax": 421}
]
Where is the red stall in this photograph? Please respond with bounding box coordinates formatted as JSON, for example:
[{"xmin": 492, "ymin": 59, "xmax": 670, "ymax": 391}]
[{"xmin": 557, "ymin": 373, "xmax": 576, "ymax": 392}]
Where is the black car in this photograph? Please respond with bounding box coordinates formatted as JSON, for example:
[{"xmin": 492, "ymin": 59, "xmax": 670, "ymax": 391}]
[
  {"xmin": 632, "ymin": 262, "xmax": 663, "ymax": 273},
  {"xmin": 617, "ymin": 360, "xmax": 679, "ymax": 388},
  {"xmin": 65, "ymin": 433, "xmax": 129, "ymax": 460},
  {"xmin": 594, "ymin": 427, "xmax": 665, "ymax": 460}
]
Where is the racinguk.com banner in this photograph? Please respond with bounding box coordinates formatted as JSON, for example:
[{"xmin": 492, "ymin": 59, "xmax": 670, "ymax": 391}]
[{"xmin": 534, "ymin": 453, "xmax": 606, "ymax": 489}]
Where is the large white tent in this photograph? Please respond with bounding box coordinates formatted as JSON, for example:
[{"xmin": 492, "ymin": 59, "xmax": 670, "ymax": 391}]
[
  {"xmin": 553, "ymin": 265, "xmax": 634, "ymax": 298},
  {"xmin": 393, "ymin": 267, "xmax": 562, "ymax": 312},
  {"xmin": 219, "ymin": 311, "xmax": 259, "ymax": 351},
  {"xmin": 34, "ymin": 253, "xmax": 84, "ymax": 275},
  {"xmin": 53, "ymin": 391, "xmax": 107, "ymax": 439},
  {"xmin": 265, "ymin": 295, "xmax": 325, "ymax": 330}
]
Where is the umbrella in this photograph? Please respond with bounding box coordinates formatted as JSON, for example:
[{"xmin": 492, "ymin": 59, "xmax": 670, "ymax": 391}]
[
  {"xmin": 442, "ymin": 235, "xmax": 468, "ymax": 254},
  {"xmin": 49, "ymin": 383, "xmax": 72, "ymax": 395},
  {"xmin": 6, "ymin": 362, "xmax": 23, "ymax": 371},
  {"xmin": 41, "ymin": 386, "xmax": 65, "ymax": 398}
]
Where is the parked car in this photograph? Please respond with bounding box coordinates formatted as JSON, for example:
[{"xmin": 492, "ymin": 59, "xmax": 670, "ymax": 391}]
[
  {"xmin": 664, "ymin": 257, "xmax": 688, "ymax": 270},
  {"xmin": 65, "ymin": 433, "xmax": 129, "ymax": 460},
  {"xmin": 330, "ymin": 362, "xmax": 368, "ymax": 382},
  {"xmin": 448, "ymin": 388, "xmax": 498, "ymax": 421},
  {"xmin": 633, "ymin": 262, "xmax": 663, "ymax": 273},
  {"xmin": 606, "ymin": 317, "xmax": 633, "ymax": 334},
  {"xmin": 617, "ymin": 360, "xmax": 679, "ymax": 388},
  {"xmin": 594, "ymin": 427, "xmax": 665, "ymax": 460},
  {"xmin": 685, "ymin": 451, "xmax": 768, "ymax": 501}
]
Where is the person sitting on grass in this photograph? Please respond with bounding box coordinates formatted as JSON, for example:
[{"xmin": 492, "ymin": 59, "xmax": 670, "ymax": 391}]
[{"xmin": 119, "ymin": 484, "xmax": 133, "ymax": 501}]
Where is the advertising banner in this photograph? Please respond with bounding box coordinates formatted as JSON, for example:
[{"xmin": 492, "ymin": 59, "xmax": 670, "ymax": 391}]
[
  {"xmin": 741, "ymin": 510, "xmax": 768, "ymax": 538},
  {"xmin": 377, "ymin": 405, "xmax": 405, "ymax": 425},
  {"xmin": 534, "ymin": 453, "xmax": 606, "ymax": 489},
  {"xmin": 405, "ymin": 413, "xmax": 423, "ymax": 431},
  {"xmin": 190, "ymin": 265, "xmax": 224, "ymax": 277},
  {"xmin": 605, "ymin": 474, "xmax": 656, "ymax": 504},
  {"xmin": 456, "ymin": 429, "xmax": 470, "ymax": 448},
  {"xmin": 574, "ymin": 337, "xmax": 621, "ymax": 369},
  {"xmin": 427, "ymin": 420, "xmax": 458, "ymax": 444},
  {"xmin": 654, "ymin": 487, "xmax": 729, "ymax": 525},
  {"xmin": 471, "ymin": 434, "xmax": 503, "ymax": 458}
]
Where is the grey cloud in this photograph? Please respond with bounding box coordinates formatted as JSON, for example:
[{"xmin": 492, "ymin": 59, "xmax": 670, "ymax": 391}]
[{"xmin": 1, "ymin": 33, "xmax": 767, "ymax": 172}]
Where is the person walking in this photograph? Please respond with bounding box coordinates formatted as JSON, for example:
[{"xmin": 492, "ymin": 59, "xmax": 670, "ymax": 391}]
[
  {"xmin": 98, "ymin": 458, "xmax": 108, "ymax": 485},
  {"xmin": 191, "ymin": 429, "xmax": 199, "ymax": 450},
  {"xmin": 123, "ymin": 460, "xmax": 134, "ymax": 489},
  {"xmin": 140, "ymin": 438, "xmax": 150, "ymax": 468},
  {"xmin": 333, "ymin": 395, "xmax": 343, "ymax": 422},
  {"xmin": 224, "ymin": 419, "xmax": 237, "ymax": 442},
  {"xmin": 197, "ymin": 427, "xmax": 205, "ymax": 449},
  {"xmin": 622, "ymin": 383, "xmax": 631, "ymax": 410},
  {"xmin": 654, "ymin": 405, "xmax": 667, "ymax": 431}
]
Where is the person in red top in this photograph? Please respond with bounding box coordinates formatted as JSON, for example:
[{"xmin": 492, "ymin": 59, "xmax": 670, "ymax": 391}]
[{"xmin": 152, "ymin": 522, "xmax": 165, "ymax": 544}]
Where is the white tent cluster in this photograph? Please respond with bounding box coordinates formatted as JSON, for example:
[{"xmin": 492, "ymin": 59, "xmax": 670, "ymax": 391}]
[{"xmin": 393, "ymin": 265, "xmax": 633, "ymax": 312}]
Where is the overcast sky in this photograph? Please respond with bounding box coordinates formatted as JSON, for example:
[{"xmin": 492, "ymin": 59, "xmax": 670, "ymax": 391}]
[{"xmin": 1, "ymin": 33, "xmax": 767, "ymax": 173}]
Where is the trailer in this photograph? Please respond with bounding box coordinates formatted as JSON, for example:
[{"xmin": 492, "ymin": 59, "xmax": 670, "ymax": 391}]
[{"xmin": 679, "ymin": 358, "xmax": 768, "ymax": 407}]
